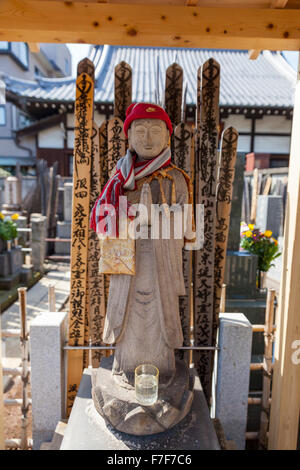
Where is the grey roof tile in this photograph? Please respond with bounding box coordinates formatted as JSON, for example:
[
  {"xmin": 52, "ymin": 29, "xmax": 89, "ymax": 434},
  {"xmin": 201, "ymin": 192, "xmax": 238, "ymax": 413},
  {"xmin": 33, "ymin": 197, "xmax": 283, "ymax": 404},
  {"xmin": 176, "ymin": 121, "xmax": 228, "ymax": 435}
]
[{"xmin": 2, "ymin": 45, "xmax": 296, "ymax": 108}]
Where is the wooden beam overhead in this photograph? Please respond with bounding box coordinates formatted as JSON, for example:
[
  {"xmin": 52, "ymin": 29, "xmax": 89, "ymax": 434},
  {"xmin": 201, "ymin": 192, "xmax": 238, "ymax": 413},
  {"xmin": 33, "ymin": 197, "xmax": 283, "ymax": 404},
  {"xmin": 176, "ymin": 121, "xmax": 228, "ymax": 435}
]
[
  {"xmin": 1, "ymin": 1, "xmax": 300, "ymax": 50},
  {"xmin": 247, "ymin": 0, "xmax": 288, "ymax": 59},
  {"xmin": 270, "ymin": 0, "xmax": 289, "ymax": 7}
]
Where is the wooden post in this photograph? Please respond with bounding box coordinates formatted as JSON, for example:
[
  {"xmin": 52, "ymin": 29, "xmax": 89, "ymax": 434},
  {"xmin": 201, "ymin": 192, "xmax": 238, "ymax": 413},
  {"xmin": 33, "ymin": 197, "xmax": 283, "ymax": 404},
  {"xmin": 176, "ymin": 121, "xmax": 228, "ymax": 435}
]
[
  {"xmin": 250, "ymin": 168, "xmax": 259, "ymax": 224},
  {"xmin": 48, "ymin": 283, "xmax": 56, "ymax": 312},
  {"xmin": 263, "ymin": 175, "xmax": 272, "ymax": 196},
  {"xmin": 268, "ymin": 79, "xmax": 300, "ymax": 450},
  {"xmin": 259, "ymin": 288, "xmax": 276, "ymax": 450},
  {"xmin": 193, "ymin": 58, "xmax": 220, "ymax": 401},
  {"xmin": 0, "ymin": 321, "xmax": 4, "ymax": 450},
  {"xmin": 67, "ymin": 58, "xmax": 94, "ymax": 415},
  {"xmin": 18, "ymin": 287, "xmax": 29, "ymax": 451}
]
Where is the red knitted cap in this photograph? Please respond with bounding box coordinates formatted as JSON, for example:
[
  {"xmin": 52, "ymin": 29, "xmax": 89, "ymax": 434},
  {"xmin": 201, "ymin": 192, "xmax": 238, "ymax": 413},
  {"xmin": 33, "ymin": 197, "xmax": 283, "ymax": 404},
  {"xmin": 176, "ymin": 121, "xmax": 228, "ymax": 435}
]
[{"xmin": 123, "ymin": 102, "xmax": 173, "ymax": 138}]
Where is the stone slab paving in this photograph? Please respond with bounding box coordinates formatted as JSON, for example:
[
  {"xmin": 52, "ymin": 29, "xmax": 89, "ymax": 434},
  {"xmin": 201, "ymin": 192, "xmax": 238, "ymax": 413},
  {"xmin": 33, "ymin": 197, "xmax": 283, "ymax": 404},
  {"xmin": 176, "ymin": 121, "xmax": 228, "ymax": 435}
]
[{"xmin": 1, "ymin": 262, "xmax": 70, "ymax": 358}]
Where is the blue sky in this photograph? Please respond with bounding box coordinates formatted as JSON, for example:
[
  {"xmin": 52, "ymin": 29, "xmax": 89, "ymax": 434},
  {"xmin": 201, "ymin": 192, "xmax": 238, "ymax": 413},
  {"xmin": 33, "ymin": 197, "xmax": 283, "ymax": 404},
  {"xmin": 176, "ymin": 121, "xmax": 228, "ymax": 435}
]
[
  {"xmin": 67, "ymin": 44, "xmax": 299, "ymax": 77},
  {"xmin": 282, "ymin": 51, "xmax": 299, "ymax": 71}
]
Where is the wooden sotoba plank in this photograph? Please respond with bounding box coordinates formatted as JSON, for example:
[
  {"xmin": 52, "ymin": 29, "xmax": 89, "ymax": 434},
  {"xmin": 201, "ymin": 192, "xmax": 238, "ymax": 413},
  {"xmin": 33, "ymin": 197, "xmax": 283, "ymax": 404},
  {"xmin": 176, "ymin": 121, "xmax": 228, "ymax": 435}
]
[
  {"xmin": 87, "ymin": 122, "xmax": 107, "ymax": 368},
  {"xmin": 165, "ymin": 63, "xmax": 183, "ymax": 128},
  {"xmin": 213, "ymin": 126, "xmax": 238, "ymax": 338},
  {"xmin": 107, "ymin": 117, "xmax": 126, "ymax": 178},
  {"xmin": 67, "ymin": 59, "xmax": 94, "ymax": 415},
  {"xmin": 193, "ymin": 58, "xmax": 220, "ymax": 401},
  {"xmin": 114, "ymin": 61, "xmax": 132, "ymax": 123},
  {"xmin": 1, "ymin": 2, "xmax": 300, "ymax": 50},
  {"xmin": 174, "ymin": 122, "xmax": 192, "ymax": 364}
]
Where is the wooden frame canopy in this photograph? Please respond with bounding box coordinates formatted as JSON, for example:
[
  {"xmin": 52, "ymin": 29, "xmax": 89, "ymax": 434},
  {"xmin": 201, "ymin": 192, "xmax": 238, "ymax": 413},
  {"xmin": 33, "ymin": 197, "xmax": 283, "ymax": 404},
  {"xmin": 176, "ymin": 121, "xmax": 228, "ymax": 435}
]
[{"xmin": 1, "ymin": 0, "xmax": 300, "ymax": 50}]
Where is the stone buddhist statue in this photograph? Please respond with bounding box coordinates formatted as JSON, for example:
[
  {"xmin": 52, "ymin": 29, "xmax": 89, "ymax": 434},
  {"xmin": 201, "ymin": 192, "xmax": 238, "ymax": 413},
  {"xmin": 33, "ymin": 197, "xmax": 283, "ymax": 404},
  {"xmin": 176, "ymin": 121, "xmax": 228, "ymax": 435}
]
[{"xmin": 90, "ymin": 103, "xmax": 195, "ymax": 435}]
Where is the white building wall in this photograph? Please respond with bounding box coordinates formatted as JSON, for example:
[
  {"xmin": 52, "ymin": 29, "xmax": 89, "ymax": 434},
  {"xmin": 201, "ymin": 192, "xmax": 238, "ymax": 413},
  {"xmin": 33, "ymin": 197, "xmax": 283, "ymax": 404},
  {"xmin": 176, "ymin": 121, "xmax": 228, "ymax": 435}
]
[
  {"xmin": 222, "ymin": 113, "xmax": 291, "ymax": 155},
  {"xmin": 254, "ymin": 136, "xmax": 291, "ymax": 154},
  {"xmin": 38, "ymin": 125, "xmax": 65, "ymax": 148}
]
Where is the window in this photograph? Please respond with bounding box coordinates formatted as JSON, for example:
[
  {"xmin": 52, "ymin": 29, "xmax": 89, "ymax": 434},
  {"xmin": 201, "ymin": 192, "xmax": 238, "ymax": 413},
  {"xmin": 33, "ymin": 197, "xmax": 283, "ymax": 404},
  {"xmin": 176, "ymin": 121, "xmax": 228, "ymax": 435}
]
[
  {"xmin": 0, "ymin": 106, "xmax": 6, "ymax": 126},
  {"xmin": 10, "ymin": 42, "xmax": 29, "ymax": 69},
  {"xmin": 0, "ymin": 42, "xmax": 29, "ymax": 69},
  {"xmin": 18, "ymin": 112, "xmax": 34, "ymax": 129}
]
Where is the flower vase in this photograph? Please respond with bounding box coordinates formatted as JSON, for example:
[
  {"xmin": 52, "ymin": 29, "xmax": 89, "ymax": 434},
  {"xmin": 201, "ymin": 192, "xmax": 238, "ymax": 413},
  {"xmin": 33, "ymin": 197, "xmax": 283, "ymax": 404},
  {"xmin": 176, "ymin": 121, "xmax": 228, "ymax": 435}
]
[
  {"xmin": 13, "ymin": 237, "xmax": 18, "ymax": 248},
  {"xmin": 7, "ymin": 240, "xmax": 12, "ymax": 252}
]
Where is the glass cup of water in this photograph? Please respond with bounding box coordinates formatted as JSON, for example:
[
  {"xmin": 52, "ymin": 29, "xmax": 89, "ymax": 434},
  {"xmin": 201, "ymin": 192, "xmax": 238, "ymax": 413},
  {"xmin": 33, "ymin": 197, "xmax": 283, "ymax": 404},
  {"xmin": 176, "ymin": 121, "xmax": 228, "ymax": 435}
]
[{"xmin": 135, "ymin": 364, "xmax": 159, "ymax": 406}]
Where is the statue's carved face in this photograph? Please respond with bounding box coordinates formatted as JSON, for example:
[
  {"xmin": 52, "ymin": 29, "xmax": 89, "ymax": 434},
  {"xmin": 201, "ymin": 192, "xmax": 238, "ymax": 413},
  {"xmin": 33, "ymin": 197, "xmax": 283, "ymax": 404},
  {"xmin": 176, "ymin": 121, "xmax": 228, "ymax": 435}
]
[{"xmin": 128, "ymin": 119, "xmax": 169, "ymax": 160}]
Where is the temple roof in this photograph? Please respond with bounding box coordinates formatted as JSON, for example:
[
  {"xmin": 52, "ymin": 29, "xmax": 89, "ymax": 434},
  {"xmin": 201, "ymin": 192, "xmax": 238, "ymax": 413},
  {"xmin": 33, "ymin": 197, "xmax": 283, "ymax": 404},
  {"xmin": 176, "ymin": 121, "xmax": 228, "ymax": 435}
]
[{"xmin": 2, "ymin": 45, "xmax": 296, "ymax": 109}]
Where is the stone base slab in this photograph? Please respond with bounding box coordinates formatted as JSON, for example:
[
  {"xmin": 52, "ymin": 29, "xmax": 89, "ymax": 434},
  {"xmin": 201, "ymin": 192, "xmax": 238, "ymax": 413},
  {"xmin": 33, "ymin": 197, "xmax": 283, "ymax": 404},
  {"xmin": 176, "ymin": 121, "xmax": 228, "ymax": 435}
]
[
  {"xmin": 56, "ymin": 221, "xmax": 71, "ymax": 238},
  {"xmin": 0, "ymin": 271, "xmax": 20, "ymax": 290},
  {"xmin": 60, "ymin": 368, "xmax": 220, "ymax": 450}
]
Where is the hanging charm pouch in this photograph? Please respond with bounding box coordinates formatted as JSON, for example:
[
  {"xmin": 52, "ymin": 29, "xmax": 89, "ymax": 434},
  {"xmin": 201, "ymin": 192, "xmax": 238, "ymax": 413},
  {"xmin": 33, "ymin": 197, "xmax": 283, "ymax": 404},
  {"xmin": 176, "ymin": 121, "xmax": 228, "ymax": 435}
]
[{"xmin": 98, "ymin": 221, "xmax": 135, "ymax": 275}]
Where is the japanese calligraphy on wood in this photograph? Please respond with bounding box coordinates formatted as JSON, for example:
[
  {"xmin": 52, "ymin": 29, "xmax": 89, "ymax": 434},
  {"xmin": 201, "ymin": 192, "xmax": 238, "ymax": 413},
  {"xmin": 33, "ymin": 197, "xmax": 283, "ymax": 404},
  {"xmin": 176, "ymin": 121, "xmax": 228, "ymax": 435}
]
[
  {"xmin": 114, "ymin": 61, "xmax": 132, "ymax": 123},
  {"xmin": 67, "ymin": 58, "xmax": 94, "ymax": 414},
  {"xmin": 193, "ymin": 58, "xmax": 220, "ymax": 401},
  {"xmin": 107, "ymin": 117, "xmax": 126, "ymax": 178},
  {"xmin": 86, "ymin": 121, "xmax": 107, "ymax": 368},
  {"xmin": 213, "ymin": 127, "xmax": 238, "ymax": 343},
  {"xmin": 165, "ymin": 63, "xmax": 183, "ymax": 127},
  {"xmin": 174, "ymin": 122, "xmax": 192, "ymax": 363}
]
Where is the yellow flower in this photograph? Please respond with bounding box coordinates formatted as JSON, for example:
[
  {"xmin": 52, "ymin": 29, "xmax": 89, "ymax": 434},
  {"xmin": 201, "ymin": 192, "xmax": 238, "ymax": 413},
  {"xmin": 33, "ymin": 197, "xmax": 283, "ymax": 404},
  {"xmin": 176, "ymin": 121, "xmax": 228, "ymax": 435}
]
[
  {"xmin": 245, "ymin": 230, "xmax": 252, "ymax": 238},
  {"xmin": 248, "ymin": 224, "xmax": 254, "ymax": 230},
  {"xmin": 0, "ymin": 212, "xmax": 4, "ymax": 220},
  {"xmin": 11, "ymin": 213, "xmax": 19, "ymax": 221},
  {"xmin": 264, "ymin": 230, "xmax": 272, "ymax": 238}
]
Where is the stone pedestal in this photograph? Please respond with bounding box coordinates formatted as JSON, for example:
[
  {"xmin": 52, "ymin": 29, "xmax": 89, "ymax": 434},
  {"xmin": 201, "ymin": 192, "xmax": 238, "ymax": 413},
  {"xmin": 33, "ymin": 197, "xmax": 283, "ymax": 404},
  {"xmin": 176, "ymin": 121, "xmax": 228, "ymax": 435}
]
[
  {"xmin": 55, "ymin": 221, "xmax": 71, "ymax": 255},
  {"xmin": 30, "ymin": 311, "xmax": 68, "ymax": 450},
  {"xmin": 224, "ymin": 250, "xmax": 258, "ymax": 298},
  {"xmin": 215, "ymin": 313, "xmax": 252, "ymax": 450},
  {"xmin": 0, "ymin": 247, "xmax": 23, "ymax": 288},
  {"xmin": 60, "ymin": 368, "xmax": 220, "ymax": 450},
  {"xmin": 15, "ymin": 215, "xmax": 28, "ymax": 247},
  {"xmin": 256, "ymin": 195, "xmax": 283, "ymax": 239},
  {"xmin": 92, "ymin": 356, "xmax": 194, "ymax": 436},
  {"xmin": 3, "ymin": 176, "xmax": 22, "ymax": 211},
  {"xmin": 63, "ymin": 183, "xmax": 73, "ymax": 222},
  {"xmin": 30, "ymin": 214, "xmax": 47, "ymax": 273},
  {"xmin": 20, "ymin": 264, "xmax": 34, "ymax": 283},
  {"xmin": 0, "ymin": 272, "xmax": 20, "ymax": 290},
  {"xmin": 225, "ymin": 153, "xmax": 267, "ymax": 434},
  {"xmin": 0, "ymin": 252, "xmax": 10, "ymax": 277}
]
